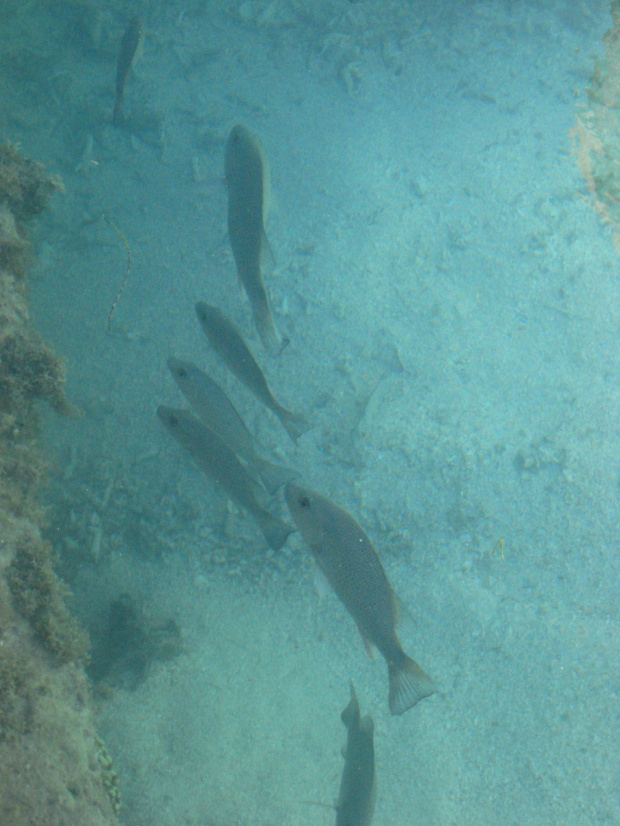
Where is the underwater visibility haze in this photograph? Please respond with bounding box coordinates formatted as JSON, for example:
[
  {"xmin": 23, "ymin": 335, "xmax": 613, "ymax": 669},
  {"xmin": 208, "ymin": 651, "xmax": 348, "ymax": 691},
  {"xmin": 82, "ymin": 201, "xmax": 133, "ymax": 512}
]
[{"xmin": 0, "ymin": 0, "xmax": 618, "ymax": 824}]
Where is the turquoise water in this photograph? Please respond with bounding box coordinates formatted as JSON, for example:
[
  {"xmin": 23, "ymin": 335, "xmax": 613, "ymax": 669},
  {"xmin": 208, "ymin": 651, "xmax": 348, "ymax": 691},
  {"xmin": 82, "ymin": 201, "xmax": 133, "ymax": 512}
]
[{"xmin": 5, "ymin": 0, "xmax": 618, "ymax": 823}]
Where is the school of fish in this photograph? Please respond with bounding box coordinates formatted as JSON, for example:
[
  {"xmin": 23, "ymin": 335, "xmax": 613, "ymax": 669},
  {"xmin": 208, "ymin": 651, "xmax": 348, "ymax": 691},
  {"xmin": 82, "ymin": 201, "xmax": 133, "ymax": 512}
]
[{"xmin": 109, "ymin": 18, "xmax": 440, "ymax": 823}]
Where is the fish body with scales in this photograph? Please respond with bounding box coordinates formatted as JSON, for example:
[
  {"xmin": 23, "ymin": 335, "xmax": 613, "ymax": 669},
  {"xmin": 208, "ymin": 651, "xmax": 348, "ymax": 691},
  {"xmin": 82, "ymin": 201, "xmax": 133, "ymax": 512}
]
[
  {"xmin": 158, "ymin": 405, "xmax": 292, "ymax": 551},
  {"xmin": 285, "ymin": 482, "xmax": 435, "ymax": 714},
  {"xmin": 225, "ymin": 124, "xmax": 288, "ymax": 357},
  {"xmin": 167, "ymin": 356, "xmax": 298, "ymax": 494},
  {"xmin": 195, "ymin": 302, "xmax": 310, "ymax": 444}
]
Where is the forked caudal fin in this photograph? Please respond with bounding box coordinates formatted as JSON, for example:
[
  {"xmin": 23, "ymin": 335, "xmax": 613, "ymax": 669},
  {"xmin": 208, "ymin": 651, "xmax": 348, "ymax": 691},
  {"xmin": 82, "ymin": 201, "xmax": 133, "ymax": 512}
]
[
  {"xmin": 278, "ymin": 408, "xmax": 312, "ymax": 444},
  {"xmin": 255, "ymin": 510, "xmax": 294, "ymax": 552},
  {"xmin": 388, "ymin": 654, "xmax": 435, "ymax": 715}
]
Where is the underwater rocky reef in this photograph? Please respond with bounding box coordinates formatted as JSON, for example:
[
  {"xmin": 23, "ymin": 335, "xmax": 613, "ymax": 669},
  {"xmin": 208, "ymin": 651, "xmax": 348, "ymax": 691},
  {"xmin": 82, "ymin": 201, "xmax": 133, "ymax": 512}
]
[{"xmin": 0, "ymin": 143, "xmax": 120, "ymax": 825}]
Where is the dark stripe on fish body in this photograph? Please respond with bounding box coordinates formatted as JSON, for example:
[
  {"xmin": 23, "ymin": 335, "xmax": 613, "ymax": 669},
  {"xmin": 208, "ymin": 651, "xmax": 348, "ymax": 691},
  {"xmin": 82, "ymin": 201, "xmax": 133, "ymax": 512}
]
[{"xmin": 113, "ymin": 17, "xmax": 143, "ymax": 126}]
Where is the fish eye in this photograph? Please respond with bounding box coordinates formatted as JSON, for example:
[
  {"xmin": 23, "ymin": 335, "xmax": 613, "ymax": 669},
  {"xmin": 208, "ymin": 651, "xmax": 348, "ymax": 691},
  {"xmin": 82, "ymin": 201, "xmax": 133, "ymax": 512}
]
[
  {"xmin": 178, "ymin": 367, "xmax": 186, "ymax": 377},
  {"xmin": 299, "ymin": 495, "xmax": 310, "ymax": 508}
]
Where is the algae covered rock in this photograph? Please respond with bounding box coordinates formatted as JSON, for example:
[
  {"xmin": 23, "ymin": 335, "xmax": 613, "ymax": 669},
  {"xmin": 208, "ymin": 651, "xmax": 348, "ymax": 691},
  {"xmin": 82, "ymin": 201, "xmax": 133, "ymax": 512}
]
[{"xmin": 0, "ymin": 144, "xmax": 120, "ymax": 825}]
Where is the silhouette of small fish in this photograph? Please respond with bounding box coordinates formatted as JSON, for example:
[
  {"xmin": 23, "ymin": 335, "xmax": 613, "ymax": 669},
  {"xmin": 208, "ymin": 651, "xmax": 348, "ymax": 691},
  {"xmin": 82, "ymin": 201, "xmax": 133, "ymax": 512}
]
[
  {"xmin": 113, "ymin": 17, "xmax": 143, "ymax": 126},
  {"xmin": 337, "ymin": 684, "xmax": 376, "ymax": 826}
]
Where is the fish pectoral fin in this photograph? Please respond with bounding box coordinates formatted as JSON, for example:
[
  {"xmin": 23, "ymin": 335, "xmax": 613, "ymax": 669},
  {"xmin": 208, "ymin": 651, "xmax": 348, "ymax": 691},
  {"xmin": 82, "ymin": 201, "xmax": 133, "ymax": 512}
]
[
  {"xmin": 312, "ymin": 563, "xmax": 332, "ymax": 600},
  {"xmin": 361, "ymin": 634, "xmax": 377, "ymax": 660},
  {"xmin": 359, "ymin": 714, "xmax": 374, "ymax": 735},
  {"xmin": 260, "ymin": 228, "xmax": 276, "ymax": 272}
]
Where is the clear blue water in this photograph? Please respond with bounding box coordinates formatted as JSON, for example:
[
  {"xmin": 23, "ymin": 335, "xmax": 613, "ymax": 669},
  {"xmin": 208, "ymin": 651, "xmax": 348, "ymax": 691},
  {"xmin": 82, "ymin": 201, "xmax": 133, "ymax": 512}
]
[{"xmin": 5, "ymin": 0, "xmax": 618, "ymax": 823}]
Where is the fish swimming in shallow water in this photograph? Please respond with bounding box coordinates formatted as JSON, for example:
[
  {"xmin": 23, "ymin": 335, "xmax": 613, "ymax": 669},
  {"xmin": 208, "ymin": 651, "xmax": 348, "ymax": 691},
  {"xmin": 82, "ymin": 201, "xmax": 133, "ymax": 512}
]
[
  {"xmin": 167, "ymin": 356, "xmax": 298, "ymax": 495},
  {"xmin": 337, "ymin": 684, "xmax": 376, "ymax": 826},
  {"xmin": 285, "ymin": 482, "xmax": 435, "ymax": 714},
  {"xmin": 195, "ymin": 302, "xmax": 310, "ymax": 444},
  {"xmin": 113, "ymin": 17, "xmax": 144, "ymax": 126},
  {"xmin": 225, "ymin": 124, "xmax": 288, "ymax": 356},
  {"xmin": 157, "ymin": 405, "xmax": 293, "ymax": 551}
]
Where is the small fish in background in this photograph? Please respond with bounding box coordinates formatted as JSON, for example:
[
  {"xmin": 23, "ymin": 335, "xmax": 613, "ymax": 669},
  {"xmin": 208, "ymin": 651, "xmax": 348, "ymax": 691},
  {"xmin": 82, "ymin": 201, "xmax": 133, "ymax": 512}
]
[
  {"xmin": 167, "ymin": 356, "xmax": 299, "ymax": 495},
  {"xmin": 225, "ymin": 124, "xmax": 289, "ymax": 357},
  {"xmin": 113, "ymin": 16, "xmax": 144, "ymax": 127},
  {"xmin": 285, "ymin": 482, "xmax": 435, "ymax": 715},
  {"xmin": 337, "ymin": 684, "xmax": 376, "ymax": 826},
  {"xmin": 195, "ymin": 302, "xmax": 310, "ymax": 444},
  {"xmin": 157, "ymin": 405, "xmax": 293, "ymax": 552}
]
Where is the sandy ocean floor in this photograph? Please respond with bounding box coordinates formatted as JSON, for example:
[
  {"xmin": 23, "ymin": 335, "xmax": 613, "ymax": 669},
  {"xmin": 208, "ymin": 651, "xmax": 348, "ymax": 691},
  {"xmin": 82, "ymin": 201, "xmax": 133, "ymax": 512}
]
[{"xmin": 1, "ymin": 0, "xmax": 618, "ymax": 823}]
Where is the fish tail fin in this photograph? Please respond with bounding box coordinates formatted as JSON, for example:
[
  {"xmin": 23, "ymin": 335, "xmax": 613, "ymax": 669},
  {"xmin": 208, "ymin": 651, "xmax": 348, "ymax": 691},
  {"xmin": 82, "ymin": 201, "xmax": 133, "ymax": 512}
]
[
  {"xmin": 388, "ymin": 654, "xmax": 435, "ymax": 715},
  {"xmin": 255, "ymin": 510, "xmax": 294, "ymax": 552},
  {"xmin": 249, "ymin": 289, "xmax": 288, "ymax": 357},
  {"xmin": 258, "ymin": 313, "xmax": 289, "ymax": 357},
  {"xmin": 254, "ymin": 457, "xmax": 299, "ymax": 496},
  {"xmin": 279, "ymin": 409, "xmax": 312, "ymax": 444}
]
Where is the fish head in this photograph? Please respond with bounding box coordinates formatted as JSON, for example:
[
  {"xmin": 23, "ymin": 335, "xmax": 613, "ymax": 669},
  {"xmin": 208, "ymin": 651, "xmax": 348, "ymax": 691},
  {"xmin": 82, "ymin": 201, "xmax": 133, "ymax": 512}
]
[
  {"xmin": 167, "ymin": 355, "xmax": 190, "ymax": 382},
  {"xmin": 156, "ymin": 405, "xmax": 193, "ymax": 435},
  {"xmin": 156, "ymin": 404, "xmax": 179, "ymax": 430},
  {"xmin": 195, "ymin": 301, "xmax": 222, "ymax": 331},
  {"xmin": 225, "ymin": 124, "xmax": 253, "ymax": 170},
  {"xmin": 284, "ymin": 482, "xmax": 329, "ymax": 541}
]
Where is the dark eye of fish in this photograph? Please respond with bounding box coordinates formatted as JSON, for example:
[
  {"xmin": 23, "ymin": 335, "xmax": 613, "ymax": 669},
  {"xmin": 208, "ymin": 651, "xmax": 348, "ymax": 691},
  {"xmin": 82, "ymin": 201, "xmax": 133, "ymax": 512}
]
[
  {"xmin": 177, "ymin": 367, "xmax": 187, "ymax": 378},
  {"xmin": 299, "ymin": 495, "xmax": 310, "ymax": 508}
]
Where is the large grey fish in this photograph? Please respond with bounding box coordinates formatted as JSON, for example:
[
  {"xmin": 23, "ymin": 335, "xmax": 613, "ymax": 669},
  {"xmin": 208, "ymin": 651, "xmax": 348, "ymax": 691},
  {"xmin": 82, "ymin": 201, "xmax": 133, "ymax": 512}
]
[
  {"xmin": 167, "ymin": 356, "xmax": 298, "ymax": 495},
  {"xmin": 195, "ymin": 301, "xmax": 310, "ymax": 444},
  {"xmin": 337, "ymin": 684, "xmax": 376, "ymax": 826},
  {"xmin": 157, "ymin": 405, "xmax": 293, "ymax": 551},
  {"xmin": 285, "ymin": 482, "xmax": 435, "ymax": 715},
  {"xmin": 225, "ymin": 124, "xmax": 288, "ymax": 357},
  {"xmin": 113, "ymin": 17, "xmax": 144, "ymax": 126}
]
